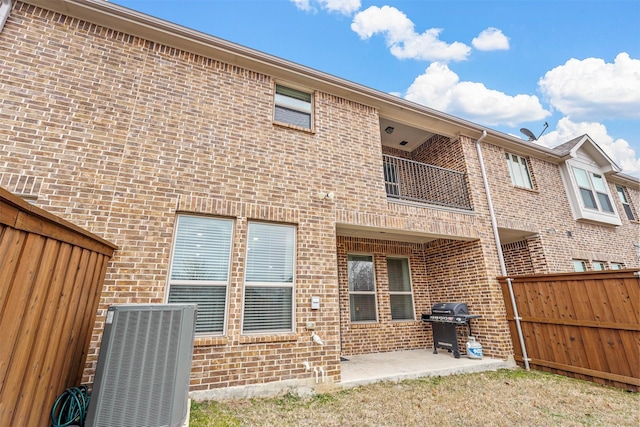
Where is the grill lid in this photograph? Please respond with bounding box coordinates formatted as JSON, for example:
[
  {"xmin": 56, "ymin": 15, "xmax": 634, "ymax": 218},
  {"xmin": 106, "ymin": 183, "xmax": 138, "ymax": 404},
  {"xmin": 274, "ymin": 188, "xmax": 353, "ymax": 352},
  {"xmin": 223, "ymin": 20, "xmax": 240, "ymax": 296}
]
[{"xmin": 430, "ymin": 302, "xmax": 468, "ymax": 316}]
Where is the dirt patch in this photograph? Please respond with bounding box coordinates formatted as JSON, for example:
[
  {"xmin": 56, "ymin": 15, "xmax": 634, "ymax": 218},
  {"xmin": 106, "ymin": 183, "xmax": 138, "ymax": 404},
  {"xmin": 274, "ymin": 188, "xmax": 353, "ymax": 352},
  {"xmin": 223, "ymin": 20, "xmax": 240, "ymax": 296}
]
[{"xmin": 190, "ymin": 369, "xmax": 639, "ymax": 427}]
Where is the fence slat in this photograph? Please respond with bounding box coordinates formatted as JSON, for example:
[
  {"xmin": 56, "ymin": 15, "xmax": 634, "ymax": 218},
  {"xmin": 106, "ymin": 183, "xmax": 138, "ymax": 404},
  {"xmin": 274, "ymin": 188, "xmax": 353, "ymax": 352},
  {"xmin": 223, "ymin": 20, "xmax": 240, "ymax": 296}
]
[
  {"xmin": 512, "ymin": 316, "xmax": 640, "ymax": 331},
  {"xmin": 528, "ymin": 357, "xmax": 640, "ymax": 386},
  {"xmin": 11, "ymin": 238, "xmax": 61, "ymax": 425},
  {"xmin": 23, "ymin": 242, "xmax": 73, "ymax": 426}
]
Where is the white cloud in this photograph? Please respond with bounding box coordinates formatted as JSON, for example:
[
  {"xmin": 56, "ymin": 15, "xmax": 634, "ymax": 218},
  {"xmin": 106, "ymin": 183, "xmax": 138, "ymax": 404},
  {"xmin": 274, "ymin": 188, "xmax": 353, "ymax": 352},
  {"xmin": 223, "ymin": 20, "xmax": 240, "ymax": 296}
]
[
  {"xmin": 291, "ymin": 0, "xmax": 312, "ymax": 11},
  {"xmin": 538, "ymin": 117, "xmax": 640, "ymax": 178},
  {"xmin": 539, "ymin": 53, "xmax": 640, "ymax": 120},
  {"xmin": 405, "ymin": 62, "xmax": 549, "ymax": 127},
  {"xmin": 351, "ymin": 6, "xmax": 471, "ymax": 62},
  {"xmin": 291, "ymin": 0, "xmax": 361, "ymax": 15},
  {"xmin": 322, "ymin": 0, "xmax": 361, "ymax": 15},
  {"xmin": 472, "ymin": 27, "xmax": 509, "ymax": 51}
]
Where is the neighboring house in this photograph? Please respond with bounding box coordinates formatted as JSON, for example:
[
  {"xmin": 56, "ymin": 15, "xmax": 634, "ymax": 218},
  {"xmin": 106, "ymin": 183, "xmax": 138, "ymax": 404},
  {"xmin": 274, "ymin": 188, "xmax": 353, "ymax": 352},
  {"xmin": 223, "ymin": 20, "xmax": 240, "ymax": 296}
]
[{"xmin": 1, "ymin": 0, "xmax": 638, "ymax": 398}]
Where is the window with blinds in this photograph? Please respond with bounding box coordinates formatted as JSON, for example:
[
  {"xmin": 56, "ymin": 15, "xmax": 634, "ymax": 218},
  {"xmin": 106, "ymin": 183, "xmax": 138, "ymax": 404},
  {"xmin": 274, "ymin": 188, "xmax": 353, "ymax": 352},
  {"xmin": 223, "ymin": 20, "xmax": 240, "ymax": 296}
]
[
  {"xmin": 274, "ymin": 84, "xmax": 312, "ymax": 129},
  {"xmin": 167, "ymin": 215, "xmax": 233, "ymax": 335},
  {"xmin": 386, "ymin": 257, "xmax": 415, "ymax": 321},
  {"xmin": 242, "ymin": 222, "xmax": 295, "ymax": 333},
  {"xmin": 348, "ymin": 254, "xmax": 377, "ymax": 322}
]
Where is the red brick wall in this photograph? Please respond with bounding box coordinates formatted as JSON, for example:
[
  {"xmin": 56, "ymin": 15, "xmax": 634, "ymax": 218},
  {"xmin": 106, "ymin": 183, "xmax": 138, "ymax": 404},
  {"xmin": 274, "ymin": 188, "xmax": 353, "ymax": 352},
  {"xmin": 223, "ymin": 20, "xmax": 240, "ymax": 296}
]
[
  {"xmin": 502, "ymin": 240, "xmax": 535, "ymax": 276},
  {"xmin": 337, "ymin": 236, "xmax": 513, "ymax": 358},
  {"xmin": 1, "ymin": 4, "xmax": 510, "ymax": 394},
  {"xmin": 422, "ymin": 239, "xmax": 512, "ymax": 358},
  {"xmin": 413, "ymin": 134, "xmax": 465, "ymax": 172},
  {"xmin": 480, "ymin": 141, "xmax": 640, "ymax": 273},
  {"xmin": 337, "ymin": 237, "xmax": 431, "ymax": 356}
]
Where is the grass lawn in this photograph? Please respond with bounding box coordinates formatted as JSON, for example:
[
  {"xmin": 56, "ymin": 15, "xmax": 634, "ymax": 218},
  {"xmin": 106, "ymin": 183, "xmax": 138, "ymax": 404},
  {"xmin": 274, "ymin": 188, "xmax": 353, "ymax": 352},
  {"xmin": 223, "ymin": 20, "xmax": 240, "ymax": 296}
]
[{"xmin": 189, "ymin": 369, "xmax": 639, "ymax": 427}]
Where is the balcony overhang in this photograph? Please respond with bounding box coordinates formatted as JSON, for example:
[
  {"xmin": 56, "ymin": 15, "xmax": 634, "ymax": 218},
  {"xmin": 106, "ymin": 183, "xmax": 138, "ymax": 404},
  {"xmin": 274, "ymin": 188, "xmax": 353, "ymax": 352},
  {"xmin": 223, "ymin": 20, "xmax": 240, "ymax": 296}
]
[
  {"xmin": 336, "ymin": 223, "xmax": 476, "ymax": 244},
  {"xmin": 498, "ymin": 227, "xmax": 538, "ymax": 245}
]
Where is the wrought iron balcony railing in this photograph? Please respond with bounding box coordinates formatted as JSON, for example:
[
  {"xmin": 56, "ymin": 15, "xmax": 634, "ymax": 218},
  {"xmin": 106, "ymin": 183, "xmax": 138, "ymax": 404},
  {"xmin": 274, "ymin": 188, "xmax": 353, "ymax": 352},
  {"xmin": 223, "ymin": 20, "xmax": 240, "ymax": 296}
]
[{"xmin": 383, "ymin": 155, "xmax": 472, "ymax": 210}]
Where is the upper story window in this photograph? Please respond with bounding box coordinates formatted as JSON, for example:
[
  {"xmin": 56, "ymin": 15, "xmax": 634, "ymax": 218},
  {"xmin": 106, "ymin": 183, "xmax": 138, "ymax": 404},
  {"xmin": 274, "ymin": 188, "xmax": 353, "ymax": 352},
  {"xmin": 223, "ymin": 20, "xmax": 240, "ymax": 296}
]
[
  {"xmin": 348, "ymin": 254, "xmax": 378, "ymax": 322},
  {"xmin": 616, "ymin": 185, "xmax": 636, "ymax": 220},
  {"xmin": 243, "ymin": 222, "xmax": 296, "ymax": 334},
  {"xmin": 167, "ymin": 215, "xmax": 233, "ymax": 335},
  {"xmin": 274, "ymin": 84, "xmax": 312, "ymax": 129},
  {"xmin": 561, "ymin": 159, "xmax": 621, "ymax": 226},
  {"xmin": 573, "ymin": 167, "xmax": 614, "ymax": 213},
  {"xmin": 592, "ymin": 261, "xmax": 606, "ymax": 271},
  {"xmin": 505, "ymin": 153, "xmax": 533, "ymax": 189},
  {"xmin": 610, "ymin": 262, "xmax": 624, "ymax": 270}
]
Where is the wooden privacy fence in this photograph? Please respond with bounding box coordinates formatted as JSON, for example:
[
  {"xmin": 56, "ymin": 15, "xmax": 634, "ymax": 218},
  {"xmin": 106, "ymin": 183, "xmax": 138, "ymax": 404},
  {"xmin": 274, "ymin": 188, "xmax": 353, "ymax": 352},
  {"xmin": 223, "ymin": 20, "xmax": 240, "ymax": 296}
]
[
  {"xmin": 499, "ymin": 270, "xmax": 639, "ymax": 392},
  {"xmin": 0, "ymin": 187, "xmax": 117, "ymax": 426}
]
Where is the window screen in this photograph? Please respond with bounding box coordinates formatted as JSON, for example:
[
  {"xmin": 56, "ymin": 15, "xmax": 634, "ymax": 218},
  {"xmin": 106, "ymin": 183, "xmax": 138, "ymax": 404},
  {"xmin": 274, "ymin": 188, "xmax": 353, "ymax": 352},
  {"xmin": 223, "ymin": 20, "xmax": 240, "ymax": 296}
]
[
  {"xmin": 243, "ymin": 222, "xmax": 295, "ymax": 333},
  {"xmin": 168, "ymin": 215, "xmax": 233, "ymax": 334},
  {"xmin": 348, "ymin": 254, "xmax": 377, "ymax": 322},
  {"xmin": 387, "ymin": 258, "xmax": 415, "ymax": 321},
  {"xmin": 274, "ymin": 85, "xmax": 312, "ymax": 129}
]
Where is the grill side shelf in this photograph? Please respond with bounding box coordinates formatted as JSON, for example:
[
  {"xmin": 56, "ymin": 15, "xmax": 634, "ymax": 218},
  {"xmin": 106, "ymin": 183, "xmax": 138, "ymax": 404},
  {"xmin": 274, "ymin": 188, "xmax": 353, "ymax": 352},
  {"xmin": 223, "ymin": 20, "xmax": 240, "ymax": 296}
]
[{"xmin": 421, "ymin": 314, "xmax": 481, "ymax": 323}]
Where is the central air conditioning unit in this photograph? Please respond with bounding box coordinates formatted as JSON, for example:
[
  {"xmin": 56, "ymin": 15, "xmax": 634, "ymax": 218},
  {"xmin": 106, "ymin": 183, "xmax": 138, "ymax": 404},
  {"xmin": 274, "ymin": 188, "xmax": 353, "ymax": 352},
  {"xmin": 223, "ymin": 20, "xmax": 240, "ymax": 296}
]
[{"xmin": 85, "ymin": 304, "xmax": 197, "ymax": 427}]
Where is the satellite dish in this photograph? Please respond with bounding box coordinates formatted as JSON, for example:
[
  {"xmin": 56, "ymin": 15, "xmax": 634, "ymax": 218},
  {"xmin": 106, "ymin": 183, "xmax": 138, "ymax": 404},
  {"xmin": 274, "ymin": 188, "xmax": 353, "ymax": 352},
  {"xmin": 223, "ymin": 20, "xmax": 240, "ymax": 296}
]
[
  {"xmin": 520, "ymin": 122, "xmax": 549, "ymax": 141},
  {"xmin": 520, "ymin": 128, "xmax": 537, "ymax": 141}
]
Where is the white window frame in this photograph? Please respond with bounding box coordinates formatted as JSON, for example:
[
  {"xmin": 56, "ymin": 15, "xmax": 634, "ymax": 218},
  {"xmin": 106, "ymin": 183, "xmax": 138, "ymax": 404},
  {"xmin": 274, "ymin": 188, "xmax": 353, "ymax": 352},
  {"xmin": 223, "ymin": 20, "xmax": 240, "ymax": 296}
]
[
  {"xmin": 242, "ymin": 222, "xmax": 296, "ymax": 334},
  {"xmin": 348, "ymin": 254, "xmax": 378, "ymax": 323},
  {"xmin": 0, "ymin": 0, "xmax": 11, "ymax": 34},
  {"xmin": 616, "ymin": 185, "xmax": 636, "ymax": 221},
  {"xmin": 166, "ymin": 215, "xmax": 234, "ymax": 336},
  {"xmin": 592, "ymin": 261, "xmax": 606, "ymax": 271},
  {"xmin": 573, "ymin": 259, "xmax": 588, "ymax": 272},
  {"xmin": 386, "ymin": 257, "xmax": 415, "ymax": 321},
  {"xmin": 610, "ymin": 262, "xmax": 624, "ymax": 270},
  {"xmin": 505, "ymin": 152, "xmax": 533, "ymax": 189},
  {"xmin": 573, "ymin": 167, "xmax": 614, "ymax": 213},
  {"xmin": 560, "ymin": 160, "xmax": 621, "ymax": 226},
  {"xmin": 274, "ymin": 84, "xmax": 313, "ymax": 129}
]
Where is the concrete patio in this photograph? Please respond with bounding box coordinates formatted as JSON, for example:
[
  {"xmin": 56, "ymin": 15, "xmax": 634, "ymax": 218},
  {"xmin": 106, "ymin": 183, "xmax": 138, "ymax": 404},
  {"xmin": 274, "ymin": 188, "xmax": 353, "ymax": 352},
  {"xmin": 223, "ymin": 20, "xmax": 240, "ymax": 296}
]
[
  {"xmin": 340, "ymin": 349, "xmax": 515, "ymax": 388},
  {"xmin": 190, "ymin": 349, "xmax": 515, "ymax": 401}
]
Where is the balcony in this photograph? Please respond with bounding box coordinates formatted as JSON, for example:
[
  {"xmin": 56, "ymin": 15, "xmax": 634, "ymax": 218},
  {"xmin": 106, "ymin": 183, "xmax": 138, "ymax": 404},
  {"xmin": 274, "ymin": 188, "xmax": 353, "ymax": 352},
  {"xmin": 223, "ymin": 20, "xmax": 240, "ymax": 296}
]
[{"xmin": 383, "ymin": 155, "xmax": 472, "ymax": 210}]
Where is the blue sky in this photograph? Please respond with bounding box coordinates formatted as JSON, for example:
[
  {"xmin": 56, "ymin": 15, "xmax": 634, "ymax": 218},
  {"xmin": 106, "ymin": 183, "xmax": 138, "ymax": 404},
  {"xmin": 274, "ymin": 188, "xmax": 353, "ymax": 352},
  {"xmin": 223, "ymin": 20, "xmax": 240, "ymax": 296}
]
[{"xmin": 112, "ymin": 0, "xmax": 640, "ymax": 177}]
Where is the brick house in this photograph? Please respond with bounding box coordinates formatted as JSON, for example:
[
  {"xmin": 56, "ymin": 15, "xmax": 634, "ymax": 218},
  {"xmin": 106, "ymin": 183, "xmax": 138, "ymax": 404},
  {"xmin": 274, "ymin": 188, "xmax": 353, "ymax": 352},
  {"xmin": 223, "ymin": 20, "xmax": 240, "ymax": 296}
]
[{"xmin": 1, "ymin": 0, "xmax": 638, "ymax": 398}]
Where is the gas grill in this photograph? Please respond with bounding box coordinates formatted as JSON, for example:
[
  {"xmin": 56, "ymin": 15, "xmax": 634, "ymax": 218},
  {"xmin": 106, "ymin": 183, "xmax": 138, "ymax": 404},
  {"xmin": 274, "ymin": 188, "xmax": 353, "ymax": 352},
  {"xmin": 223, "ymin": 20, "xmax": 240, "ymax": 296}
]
[{"xmin": 422, "ymin": 302, "xmax": 480, "ymax": 358}]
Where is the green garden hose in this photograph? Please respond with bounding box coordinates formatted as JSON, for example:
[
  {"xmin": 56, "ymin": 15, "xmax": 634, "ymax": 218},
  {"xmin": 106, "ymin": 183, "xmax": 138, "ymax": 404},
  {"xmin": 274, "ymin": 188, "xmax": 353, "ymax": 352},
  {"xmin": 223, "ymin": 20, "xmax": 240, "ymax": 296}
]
[{"xmin": 50, "ymin": 386, "xmax": 90, "ymax": 427}]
